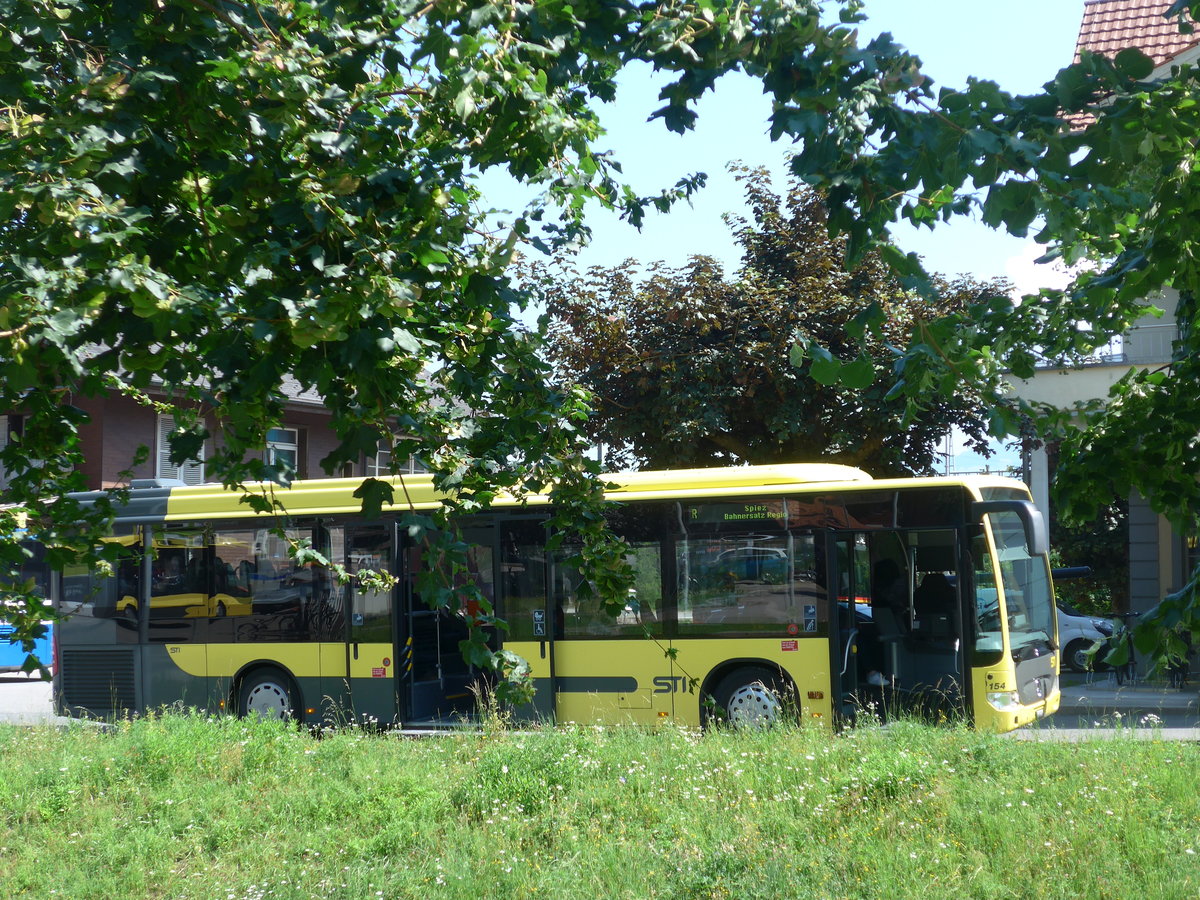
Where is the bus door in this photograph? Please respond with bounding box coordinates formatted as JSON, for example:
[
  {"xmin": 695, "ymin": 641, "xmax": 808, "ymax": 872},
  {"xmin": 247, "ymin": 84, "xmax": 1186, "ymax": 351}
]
[
  {"xmin": 308, "ymin": 520, "xmax": 351, "ymax": 721},
  {"xmin": 831, "ymin": 529, "xmax": 966, "ymax": 722},
  {"xmin": 400, "ymin": 521, "xmax": 497, "ymax": 725},
  {"xmin": 345, "ymin": 524, "xmax": 398, "ymax": 724},
  {"xmin": 142, "ymin": 525, "xmax": 226, "ymax": 713},
  {"xmin": 494, "ymin": 516, "xmax": 555, "ymax": 722},
  {"xmin": 828, "ymin": 532, "xmax": 868, "ymax": 722}
]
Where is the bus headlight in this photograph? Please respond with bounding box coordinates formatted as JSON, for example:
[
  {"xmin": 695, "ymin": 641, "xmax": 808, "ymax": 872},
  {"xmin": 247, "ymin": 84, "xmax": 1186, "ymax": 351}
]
[{"xmin": 987, "ymin": 690, "xmax": 1020, "ymax": 710}]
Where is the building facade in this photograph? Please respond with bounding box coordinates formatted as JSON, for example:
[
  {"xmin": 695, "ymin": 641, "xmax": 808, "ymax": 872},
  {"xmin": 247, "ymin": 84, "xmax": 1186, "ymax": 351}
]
[
  {"xmin": 0, "ymin": 378, "xmax": 424, "ymax": 493},
  {"xmin": 1011, "ymin": 1, "xmax": 1199, "ymax": 612}
]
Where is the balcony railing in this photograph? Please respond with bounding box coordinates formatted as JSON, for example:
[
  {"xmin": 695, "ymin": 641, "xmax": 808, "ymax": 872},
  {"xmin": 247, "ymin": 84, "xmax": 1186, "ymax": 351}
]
[
  {"xmin": 1123, "ymin": 322, "xmax": 1178, "ymax": 364},
  {"xmin": 1033, "ymin": 322, "xmax": 1178, "ymax": 369}
]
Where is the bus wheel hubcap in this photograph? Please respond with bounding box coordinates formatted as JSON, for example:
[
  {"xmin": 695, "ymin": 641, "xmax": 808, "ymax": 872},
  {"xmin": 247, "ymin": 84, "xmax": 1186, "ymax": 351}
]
[
  {"xmin": 726, "ymin": 682, "xmax": 779, "ymax": 727},
  {"xmin": 246, "ymin": 682, "xmax": 290, "ymax": 719}
]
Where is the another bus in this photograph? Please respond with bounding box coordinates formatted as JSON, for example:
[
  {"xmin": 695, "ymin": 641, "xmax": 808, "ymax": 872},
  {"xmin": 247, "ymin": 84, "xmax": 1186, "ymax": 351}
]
[
  {"xmin": 1, "ymin": 539, "xmax": 53, "ymax": 677},
  {"xmin": 51, "ymin": 464, "xmax": 1059, "ymax": 732}
]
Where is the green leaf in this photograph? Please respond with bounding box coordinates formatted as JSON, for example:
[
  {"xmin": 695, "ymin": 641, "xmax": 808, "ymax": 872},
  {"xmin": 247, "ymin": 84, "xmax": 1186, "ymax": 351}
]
[
  {"xmin": 840, "ymin": 354, "xmax": 876, "ymax": 390},
  {"xmin": 1053, "ymin": 64, "xmax": 1093, "ymax": 110},
  {"xmin": 1113, "ymin": 47, "xmax": 1154, "ymax": 80},
  {"xmin": 788, "ymin": 342, "xmax": 805, "ymax": 368},
  {"xmin": 390, "ymin": 328, "xmax": 421, "ymax": 354},
  {"xmin": 353, "ymin": 478, "xmax": 393, "ymax": 519},
  {"xmin": 454, "ymin": 88, "xmax": 476, "ymax": 121},
  {"xmin": 809, "ymin": 354, "xmax": 843, "ymax": 386},
  {"xmin": 417, "ymin": 247, "xmax": 451, "ymax": 268}
]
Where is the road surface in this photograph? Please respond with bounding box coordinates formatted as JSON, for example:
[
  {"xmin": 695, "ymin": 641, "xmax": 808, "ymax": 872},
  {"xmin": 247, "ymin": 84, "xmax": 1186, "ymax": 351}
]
[{"xmin": 4, "ymin": 673, "xmax": 1199, "ymax": 738}]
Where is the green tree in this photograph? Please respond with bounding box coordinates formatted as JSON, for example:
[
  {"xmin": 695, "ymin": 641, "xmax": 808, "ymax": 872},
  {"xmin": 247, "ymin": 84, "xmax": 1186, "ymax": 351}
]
[
  {"xmin": 0, "ymin": 0, "xmax": 722, "ymax": 680},
  {"xmin": 535, "ymin": 168, "xmax": 1005, "ymax": 475},
  {"xmin": 4, "ymin": 0, "xmax": 1200, "ymax": 674},
  {"xmin": 763, "ymin": 2, "xmax": 1200, "ymax": 665},
  {"xmin": 1038, "ymin": 439, "xmax": 1129, "ymax": 618},
  {"xmin": 0, "ymin": 0, "xmax": 929, "ymax": 681}
]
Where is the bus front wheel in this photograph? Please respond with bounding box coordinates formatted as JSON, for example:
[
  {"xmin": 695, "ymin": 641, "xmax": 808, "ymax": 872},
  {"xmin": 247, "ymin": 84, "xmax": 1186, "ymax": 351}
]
[
  {"xmin": 238, "ymin": 668, "xmax": 298, "ymax": 721},
  {"xmin": 712, "ymin": 667, "xmax": 788, "ymax": 729}
]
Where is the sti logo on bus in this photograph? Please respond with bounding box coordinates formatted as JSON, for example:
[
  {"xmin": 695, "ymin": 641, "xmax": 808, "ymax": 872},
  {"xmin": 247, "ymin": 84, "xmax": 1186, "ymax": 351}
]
[{"xmin": 653, "ymin": 676, "xmax": 694, "ymax": 694}]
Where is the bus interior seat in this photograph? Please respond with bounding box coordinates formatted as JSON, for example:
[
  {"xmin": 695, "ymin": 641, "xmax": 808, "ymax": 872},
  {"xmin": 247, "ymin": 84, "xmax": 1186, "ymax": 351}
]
[
  {"xmin": 913, "ymin": 573, "xmax": 956, "ymax": 639},
  {"xmin": 914, "ymin": 572, "xmax": 955, "ymax": 613},
  {"xmin": 236, "ymin": 560, "xmax": 254, "ymax": 592}
]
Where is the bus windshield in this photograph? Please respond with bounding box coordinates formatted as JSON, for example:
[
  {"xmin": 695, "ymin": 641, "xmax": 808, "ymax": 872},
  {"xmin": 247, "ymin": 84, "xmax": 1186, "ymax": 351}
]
[{"xmin": 986, "ymin": 509, "xmax": 1054, "ymax": 656}]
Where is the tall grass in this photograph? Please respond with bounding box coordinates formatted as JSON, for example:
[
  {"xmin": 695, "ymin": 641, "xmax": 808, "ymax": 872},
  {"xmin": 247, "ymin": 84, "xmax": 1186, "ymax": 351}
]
[{"xmin": 1, "ymin": 714, "xmax": 1198, "ymax": 899}]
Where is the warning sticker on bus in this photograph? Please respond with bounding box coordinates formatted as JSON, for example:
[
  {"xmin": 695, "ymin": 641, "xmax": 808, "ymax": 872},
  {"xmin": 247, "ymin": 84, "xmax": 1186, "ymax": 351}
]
[
  {"xmin": 372, "ymin": 667, "xmax": 387, "ymax": 678},
  {"xmin": 781, "ymin": 640, "xmax": 799, "ymax": 652}
]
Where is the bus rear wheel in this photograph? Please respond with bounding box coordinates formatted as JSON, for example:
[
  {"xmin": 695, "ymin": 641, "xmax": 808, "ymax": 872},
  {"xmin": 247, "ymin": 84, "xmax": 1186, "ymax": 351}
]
[
  {"xmin": 238, "ymin": 668, "xmax": 298, "ymax": 721},
  {"xmin": 712, "ymin": 667, "xmax": 789, "ymax": 729}
]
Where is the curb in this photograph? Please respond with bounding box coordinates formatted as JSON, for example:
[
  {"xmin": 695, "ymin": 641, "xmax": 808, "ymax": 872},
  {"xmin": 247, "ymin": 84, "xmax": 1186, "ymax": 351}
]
[{"xmin": 1056, "ymin": 685, "xmax": 1199, "ymax": 717}]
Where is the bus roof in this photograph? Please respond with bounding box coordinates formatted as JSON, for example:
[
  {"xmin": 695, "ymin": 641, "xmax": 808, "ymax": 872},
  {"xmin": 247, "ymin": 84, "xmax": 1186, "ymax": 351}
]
[{"xmin": 78, "ymin": 463, "xmax": 1029, "ymax": 523}]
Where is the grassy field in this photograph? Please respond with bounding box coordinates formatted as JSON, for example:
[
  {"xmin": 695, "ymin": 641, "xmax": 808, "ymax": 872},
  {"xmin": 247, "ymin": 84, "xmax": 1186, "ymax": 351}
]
[{"xmin": 1, "ymin": 713, "xmax": 1198, "ymax": 899}]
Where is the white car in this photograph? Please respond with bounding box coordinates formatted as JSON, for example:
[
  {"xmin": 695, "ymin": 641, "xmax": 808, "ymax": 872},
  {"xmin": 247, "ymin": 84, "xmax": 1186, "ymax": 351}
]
[{"xmin": 1057, "ymin": 604, "xmax": 1114, "ymax": 673}]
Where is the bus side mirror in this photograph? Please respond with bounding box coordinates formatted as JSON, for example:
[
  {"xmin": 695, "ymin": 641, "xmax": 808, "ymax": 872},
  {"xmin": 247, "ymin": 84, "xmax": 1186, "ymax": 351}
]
[{"xmin": 972, "ymin": 500, "xmax": 1048, "ymax": 557}]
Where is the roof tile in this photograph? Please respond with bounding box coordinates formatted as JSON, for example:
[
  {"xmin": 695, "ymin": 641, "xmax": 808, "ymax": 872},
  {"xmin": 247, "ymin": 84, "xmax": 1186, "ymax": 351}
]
[{"xmin": 1075, "ymin": 0, "xmax": 1199, "ymax": 64}]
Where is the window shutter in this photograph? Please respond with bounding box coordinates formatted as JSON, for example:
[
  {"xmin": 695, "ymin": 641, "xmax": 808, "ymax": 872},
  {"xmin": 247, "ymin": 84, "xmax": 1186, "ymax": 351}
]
[{"xmin": 156, "ymin": 415, "xmax": 205, "ymax": 485}]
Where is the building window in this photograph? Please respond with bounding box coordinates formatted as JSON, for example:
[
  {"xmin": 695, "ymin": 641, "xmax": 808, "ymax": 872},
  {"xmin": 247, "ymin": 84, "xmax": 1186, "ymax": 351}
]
[
  {"xmin": 365, "ymin": 448, "xmax": 390, "ymax": 478},
  {"xmin": 1, "ymin": 414, "xmax": 23, "ymax": 449},
  {"xmin": 0, "ymin": 416, "xmax": 9, "ymax": 486},
  {"xmin": 156, "ymin": 414, "xmax": 205, "ymax": 485},
  {"xmin": 266, "ymin": 427, "xmax": 299, "ymax": 473},
  {"xmin": 366, "ymin": 443, "xmax": 426, "ymax": 477},
  {"xmin": 0, "ymin": 415, "xmax": 28, "ymax": 487}
]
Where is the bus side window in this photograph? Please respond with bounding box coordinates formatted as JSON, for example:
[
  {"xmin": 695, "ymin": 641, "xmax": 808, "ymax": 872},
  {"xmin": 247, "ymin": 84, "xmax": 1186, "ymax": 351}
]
[
  {"xmin": 60, "ymin": 536, "xmax": 141, "ymax": 621},
  {"xmin": 148, "ymin": 527, "xmax": 211, "ymax": 620},
  {"xmin": 307, "ymin": 523, "xmax": 346, "ymax": 642},
  {"xmin": 676, "ymin": 532, "xmax": 793, "ymax": 635},
  {"xmin": 498, "ymin": 520, "xmax": 547, "ymax": 641},
  {"xmin": 557, "ymin": 540, "xmax": 663, "ymax": 638}
]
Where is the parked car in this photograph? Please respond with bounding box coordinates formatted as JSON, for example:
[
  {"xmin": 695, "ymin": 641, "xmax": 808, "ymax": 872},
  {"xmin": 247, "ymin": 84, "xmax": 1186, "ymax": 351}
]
[
  {"xmin": 715, "ymin": 547, "xmax": 788, "ymax": 584},
  {"xmin": 1057, "ymin": 603, "xmax": 1114, "ymax": 672}
]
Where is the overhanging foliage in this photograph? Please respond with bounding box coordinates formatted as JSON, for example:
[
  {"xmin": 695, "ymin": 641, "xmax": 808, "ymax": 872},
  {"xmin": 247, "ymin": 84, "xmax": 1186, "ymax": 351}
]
[{"xmin": 3, "ymin": 0, "xmax": 1200, "ymax": 674}]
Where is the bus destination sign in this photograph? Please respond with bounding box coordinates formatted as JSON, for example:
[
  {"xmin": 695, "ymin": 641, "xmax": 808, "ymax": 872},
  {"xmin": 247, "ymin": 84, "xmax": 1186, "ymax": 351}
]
[{"xmin": 685, "ymin": 500, "xmax": 785, "ymax": 526}]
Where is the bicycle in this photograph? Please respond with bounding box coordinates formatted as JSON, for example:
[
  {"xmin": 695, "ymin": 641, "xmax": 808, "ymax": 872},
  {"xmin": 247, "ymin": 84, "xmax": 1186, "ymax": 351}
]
[{"xmin": 1108, "ymin": 611, "xmax": 1140, "ymax": 686}]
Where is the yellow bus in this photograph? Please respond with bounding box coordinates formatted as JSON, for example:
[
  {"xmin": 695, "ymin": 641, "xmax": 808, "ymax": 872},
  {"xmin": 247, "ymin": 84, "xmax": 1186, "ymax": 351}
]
[{"xmin": 52, "ymin": 464, "xmax": 1059, "ymax": 732}]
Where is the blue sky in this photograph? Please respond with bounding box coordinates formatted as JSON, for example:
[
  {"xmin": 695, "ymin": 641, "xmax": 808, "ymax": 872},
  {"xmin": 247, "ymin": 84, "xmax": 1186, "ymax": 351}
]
[
  {"xmin": 499, "ymin": 2, "xmax": 1086, "ymax": 283},
  {"xmin": 484, "ymin": 2, "xmax": 1090, "ymax": 472}
]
